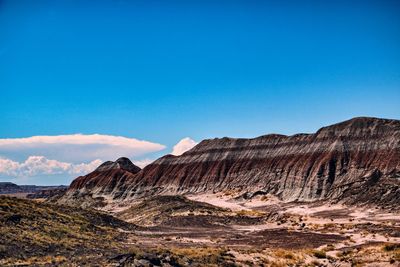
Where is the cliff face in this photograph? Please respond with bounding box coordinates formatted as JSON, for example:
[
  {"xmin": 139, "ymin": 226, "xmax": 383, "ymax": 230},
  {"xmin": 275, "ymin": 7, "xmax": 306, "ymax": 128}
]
[{"xmin": 62, "ymin": 117, "xmax": 400, "ymax": 207}]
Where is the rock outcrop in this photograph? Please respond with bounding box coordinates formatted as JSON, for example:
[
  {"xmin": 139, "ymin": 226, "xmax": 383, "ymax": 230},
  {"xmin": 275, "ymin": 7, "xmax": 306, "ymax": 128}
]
[{"xmin": 61, "ymin": 117, "xmax": 400, "ymax": 208}]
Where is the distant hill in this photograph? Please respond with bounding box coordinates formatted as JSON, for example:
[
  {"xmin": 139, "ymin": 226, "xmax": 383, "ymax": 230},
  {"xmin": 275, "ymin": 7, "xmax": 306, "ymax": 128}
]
[
  {"xmin": 0, "ymin": 182, "xmax": 67, "ymax": 197},
  {"xmin": 0, "ymin": 182, "xmax": 21, "ymax": 194}
]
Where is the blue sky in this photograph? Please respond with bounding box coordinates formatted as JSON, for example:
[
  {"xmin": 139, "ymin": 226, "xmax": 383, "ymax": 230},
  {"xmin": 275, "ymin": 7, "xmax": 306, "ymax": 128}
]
[{"xmin": 0, "ymin": 0, "xmax": 399, "ymax": 185}]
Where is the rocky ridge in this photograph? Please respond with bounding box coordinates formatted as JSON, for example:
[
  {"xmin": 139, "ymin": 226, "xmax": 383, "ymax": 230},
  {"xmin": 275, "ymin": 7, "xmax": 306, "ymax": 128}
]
[{"xmin": 60, "ymin": 117, "xmax": 400, "ymax": 208}]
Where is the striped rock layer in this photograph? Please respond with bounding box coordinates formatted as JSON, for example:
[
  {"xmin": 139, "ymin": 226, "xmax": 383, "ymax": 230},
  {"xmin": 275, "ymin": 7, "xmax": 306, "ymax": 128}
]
[{"xmin": 61, "ymin": 117, "xmax": 400, "ymax": 208}]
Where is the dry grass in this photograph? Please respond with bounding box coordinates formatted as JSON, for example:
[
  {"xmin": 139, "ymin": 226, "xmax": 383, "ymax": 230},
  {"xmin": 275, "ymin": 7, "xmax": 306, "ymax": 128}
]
[
  {"xmin": 235, "ymin": 209, "xmax": 265, "ymax": 217},
  {"xmin": 0, "ymin": 196, "xmax": 134, "ymax": 265},
  {"xmin": 161, "ymin": 247, "xmax": 237, "ymax": 266}
]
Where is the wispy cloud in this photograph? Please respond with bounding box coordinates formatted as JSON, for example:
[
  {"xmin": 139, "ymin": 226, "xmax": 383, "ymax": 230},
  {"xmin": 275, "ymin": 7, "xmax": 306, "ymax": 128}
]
[
  {"xmin": 0, "ymin": 134, "xmax": 166, "ymax": 163},
  {"xmin": 171, "ymin": 137, "xmax": 198, "ymax": 156}
]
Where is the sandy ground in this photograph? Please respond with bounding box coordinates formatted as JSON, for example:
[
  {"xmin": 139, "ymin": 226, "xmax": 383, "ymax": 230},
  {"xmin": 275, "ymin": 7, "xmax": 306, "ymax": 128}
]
[
  {"xmin": 187, "ymin": 194, "xmax": 400, "ymax": 254},
  {"xmin": 103, "ymin": 192, "xmax": 400, "ymax": 266},
  {"xmin": 188, "ymin": 193, "xmax": 250, "ymax": 211}
]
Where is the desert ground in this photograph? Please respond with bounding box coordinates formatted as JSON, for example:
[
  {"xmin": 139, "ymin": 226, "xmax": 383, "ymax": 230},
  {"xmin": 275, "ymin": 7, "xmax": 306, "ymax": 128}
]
[{"xmin": 1, "ymin": 192, "xmax": 400, "ymax": 266}]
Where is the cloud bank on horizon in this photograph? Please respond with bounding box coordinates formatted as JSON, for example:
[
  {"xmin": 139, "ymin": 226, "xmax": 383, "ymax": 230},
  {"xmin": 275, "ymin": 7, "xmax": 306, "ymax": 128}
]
[{"xmin": 0, "ymin": 134, "xmax": 196, "ymax": 185}]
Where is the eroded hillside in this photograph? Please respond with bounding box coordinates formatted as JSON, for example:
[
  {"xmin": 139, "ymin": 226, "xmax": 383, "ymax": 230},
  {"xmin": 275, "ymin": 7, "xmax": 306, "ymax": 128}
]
[{"xmin": 61, "ymin": 117, "xmax": 400, "ymax": 209}]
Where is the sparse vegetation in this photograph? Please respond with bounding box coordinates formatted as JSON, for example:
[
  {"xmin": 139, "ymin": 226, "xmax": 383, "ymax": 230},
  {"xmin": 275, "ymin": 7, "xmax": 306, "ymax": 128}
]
[
  {"xmin": 383, "ymin": 243, "xmax": 400, "ymax": 252},
  {"xmin": 274, "ymin": 249, "xmax": 296, "ymax": 260},
  {"xmin": 0, "ymin": 196, "xmax": 134, "ymax": 265},
  {"xmin": 313, "ymin": 249, "xmax": 327, "ymax": 258}
]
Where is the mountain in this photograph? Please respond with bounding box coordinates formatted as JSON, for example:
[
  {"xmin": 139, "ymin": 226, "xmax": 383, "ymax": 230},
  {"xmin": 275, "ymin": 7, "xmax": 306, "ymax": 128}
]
[
  {"xmin": 60, "ymin": 117, "xmax": 400, "ymax": 208},
  {"xmin": 58, "ymin": 157, "xmax": 140, "ymax": 207}
]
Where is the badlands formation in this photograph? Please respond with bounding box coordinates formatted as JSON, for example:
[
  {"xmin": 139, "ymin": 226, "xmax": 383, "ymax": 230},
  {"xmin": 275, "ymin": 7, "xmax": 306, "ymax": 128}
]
[{"xmin": 2, "ymin": 117, "xmax": 400, "ymax": 266}]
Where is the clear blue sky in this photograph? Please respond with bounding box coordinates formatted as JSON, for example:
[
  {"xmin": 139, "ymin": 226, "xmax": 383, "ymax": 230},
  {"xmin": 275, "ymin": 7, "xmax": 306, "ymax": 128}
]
[{"xmin": 1, "ymin": 0, "xmax": 399, "ymax": 150}]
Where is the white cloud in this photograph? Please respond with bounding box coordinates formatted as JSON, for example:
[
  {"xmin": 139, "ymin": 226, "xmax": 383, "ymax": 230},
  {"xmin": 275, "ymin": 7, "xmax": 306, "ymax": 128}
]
[
  {"xmin": 132, "ymin": 158, "xmax": 154, "ymax": 168},
  {"xmin": 0, "ymin": 134, "xmax": 166, "ymax": 163},
  {"xmin": 171, "ymin": 137, "xmax": 198, "ymax": 156},
  {"xmin": 0, "ymin": 156, "xmax": 102, "ymax": 178},
  {"xmin": 69, "ymin": 159, "xmax": 104, "ymax": 175},
  {"xmin": 0, "ymin": 134, "xmax": 198, "ymax": 184}
]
